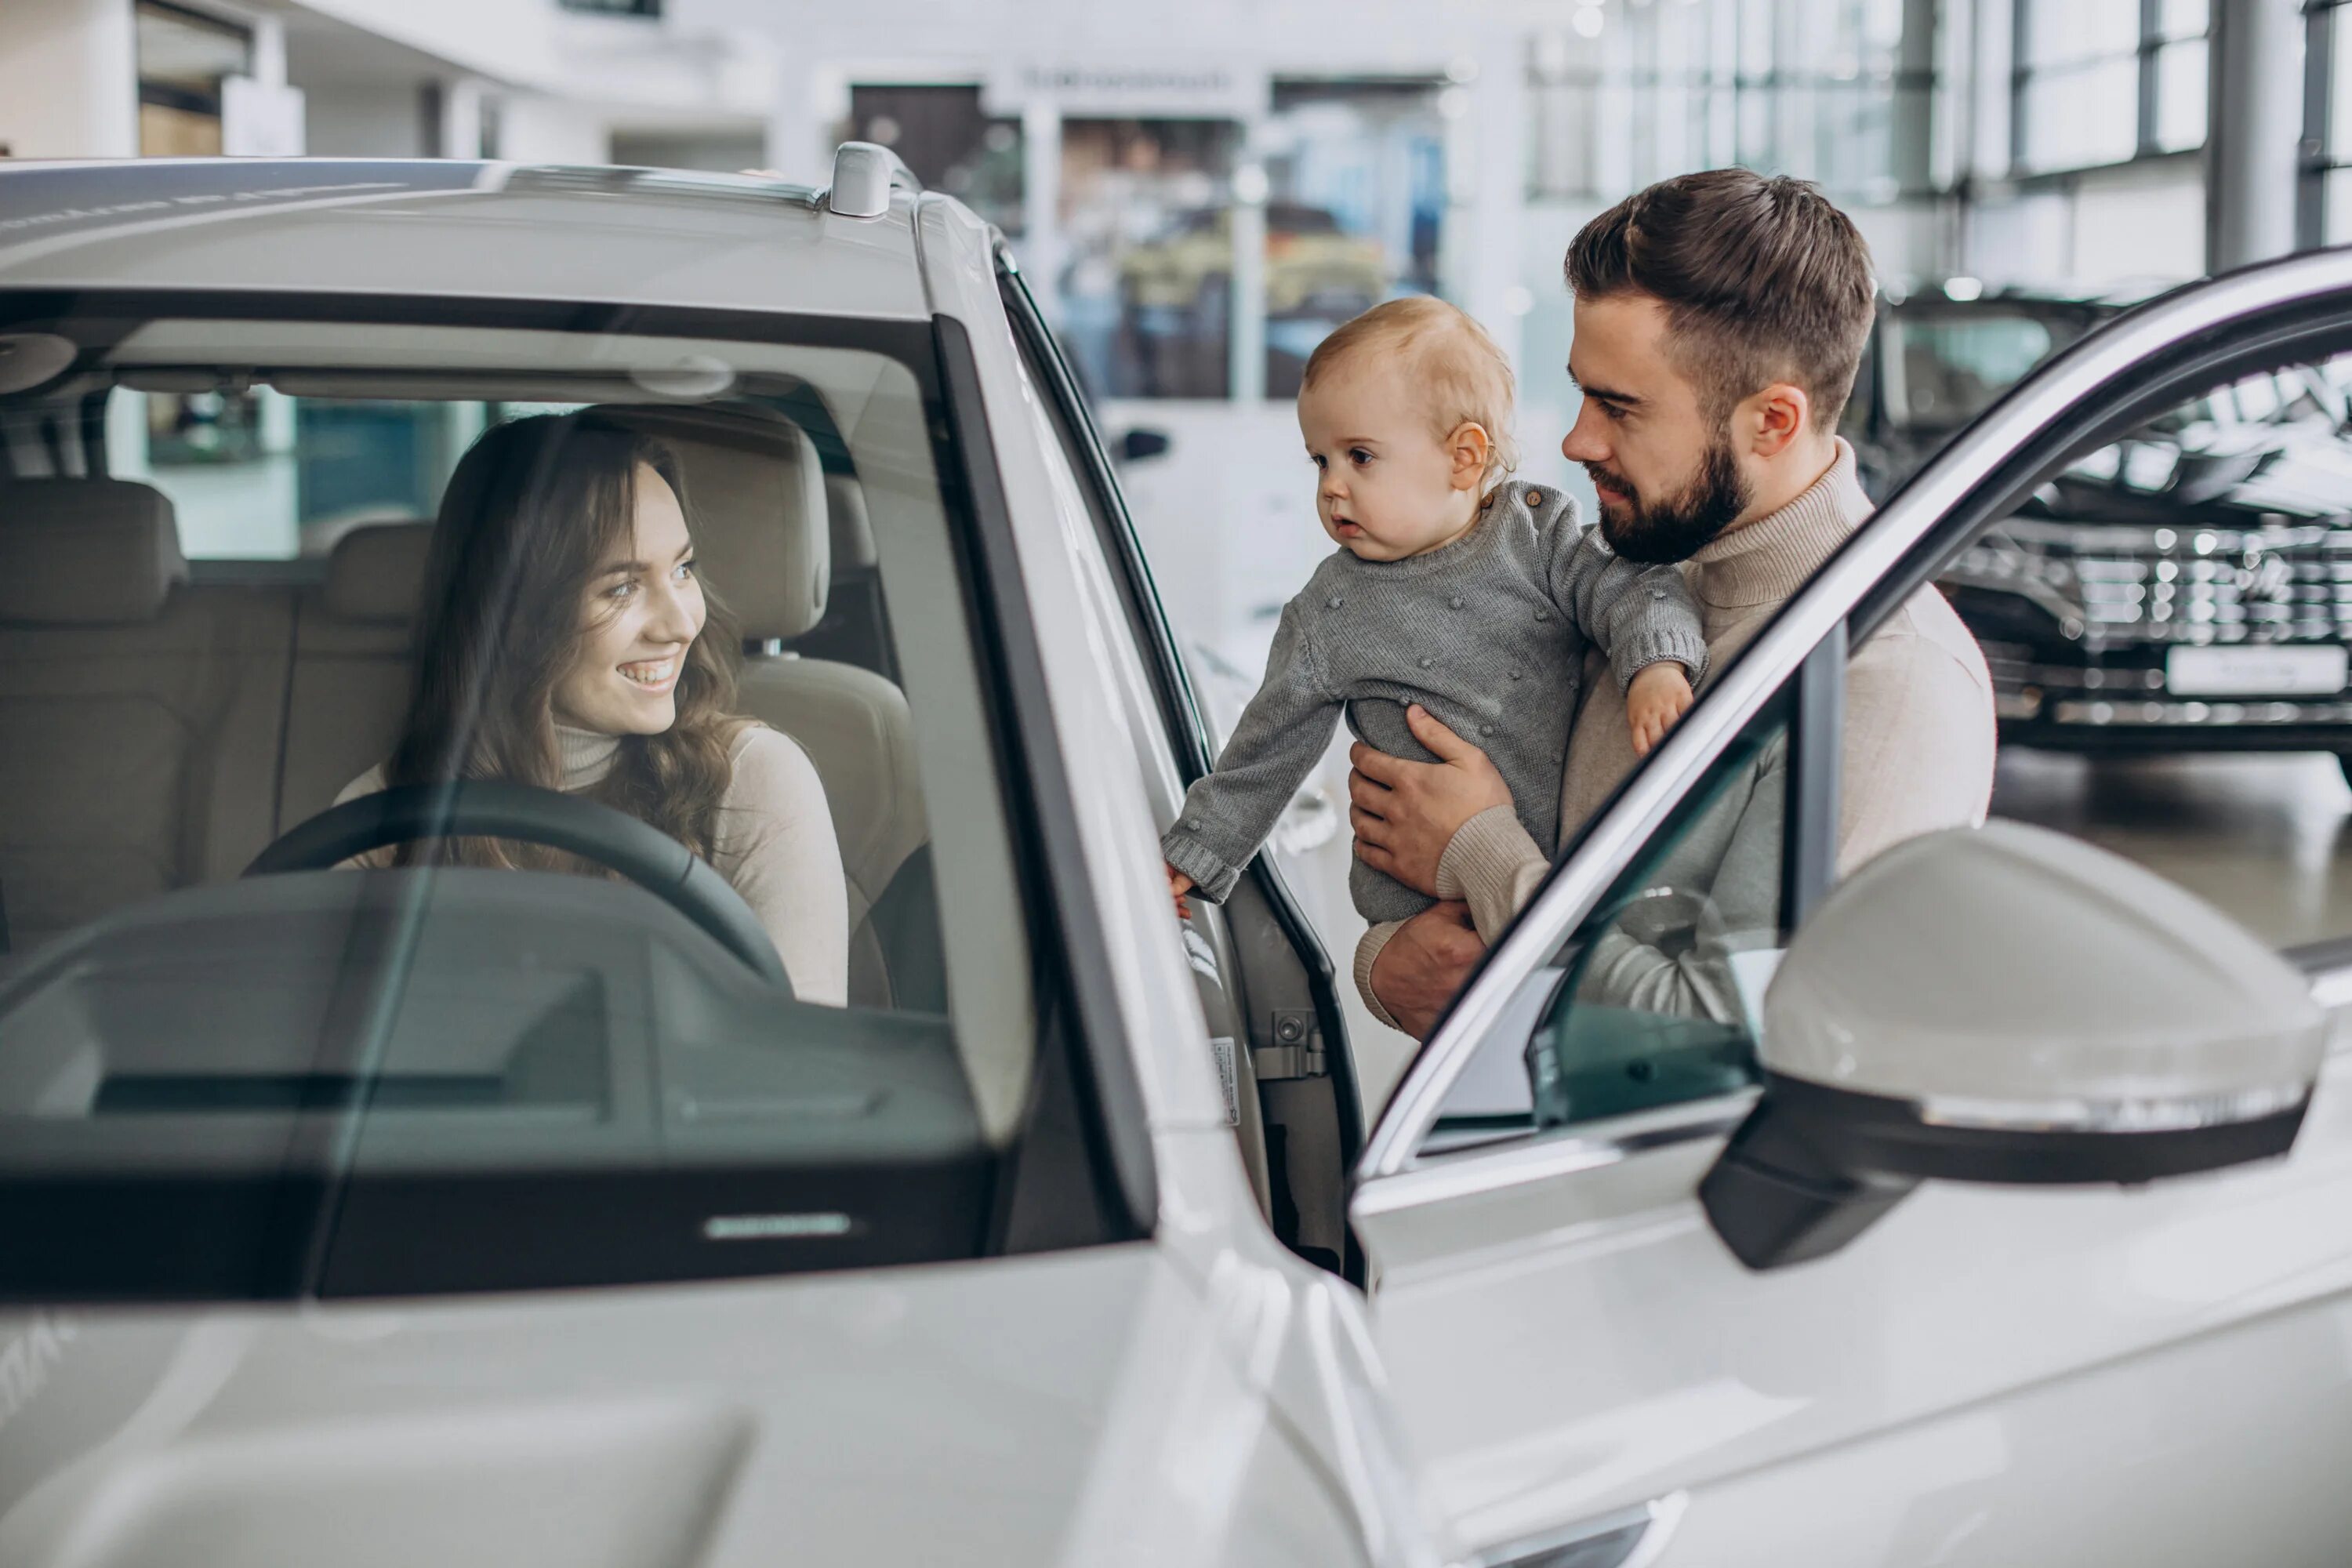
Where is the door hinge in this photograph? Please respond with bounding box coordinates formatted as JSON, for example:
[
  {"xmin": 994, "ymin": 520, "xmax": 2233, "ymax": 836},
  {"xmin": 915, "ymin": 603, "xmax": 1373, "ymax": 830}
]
[{"xmin": 1253, "ymin": 1009, "xmax": 1326, "ymax": 1080}]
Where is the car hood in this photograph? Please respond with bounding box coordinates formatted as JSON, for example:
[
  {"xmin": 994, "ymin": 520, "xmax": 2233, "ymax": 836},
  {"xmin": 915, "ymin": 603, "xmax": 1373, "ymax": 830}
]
[{"xmin": 0, "ymin": 1243, "xmax": 1238, "ymax": 1568}]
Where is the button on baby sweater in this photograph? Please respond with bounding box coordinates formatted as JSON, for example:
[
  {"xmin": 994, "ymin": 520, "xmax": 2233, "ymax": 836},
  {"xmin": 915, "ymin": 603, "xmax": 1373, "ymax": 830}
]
[{"xmin": 1163, "ymin": 480, "xmax": 1708, "ymax": 924}]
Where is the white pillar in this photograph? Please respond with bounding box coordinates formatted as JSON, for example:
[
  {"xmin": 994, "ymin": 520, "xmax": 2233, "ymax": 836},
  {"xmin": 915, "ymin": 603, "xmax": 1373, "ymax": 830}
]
[
  {"xmin": 1229, "ymin": 160, "xmax": 1268, "ymax": 404},
  {"xmin": 2207, "ymin": 0, "xmax": 2304, "ymax": 270},
  {"xmin": 1019, "ymin": 100, "xmax": 1063, "ymax": 321},
  {"xmin": 437, "ymin": 79, "xmax": 486, "ymax": 161},
  {"xmin": 0, "ymin": 0, "xmax": 137, "ymax": 160}
]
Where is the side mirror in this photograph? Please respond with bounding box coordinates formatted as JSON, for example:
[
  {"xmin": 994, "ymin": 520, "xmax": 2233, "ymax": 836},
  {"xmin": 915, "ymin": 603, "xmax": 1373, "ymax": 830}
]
[
  {"xmin": 1116, "ymin": 426, "xmax": 1171, "ymax": 463},
  {"xmin": 1702, "ymin": 822, "xmax": 2326, "ymax": 1270}
]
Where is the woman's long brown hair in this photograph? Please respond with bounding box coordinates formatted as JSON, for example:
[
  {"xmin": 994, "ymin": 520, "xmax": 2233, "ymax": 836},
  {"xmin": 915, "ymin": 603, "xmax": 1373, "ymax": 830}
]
[{"xmin": 386, "ymin": 412, "xmax": 746, "ymax": 869}]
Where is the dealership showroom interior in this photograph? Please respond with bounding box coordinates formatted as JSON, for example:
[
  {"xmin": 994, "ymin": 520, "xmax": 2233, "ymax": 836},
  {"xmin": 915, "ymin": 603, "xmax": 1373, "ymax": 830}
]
[{"xmin": 16, "ymin": 0, "xmax": 2352, "ymax": 1563}]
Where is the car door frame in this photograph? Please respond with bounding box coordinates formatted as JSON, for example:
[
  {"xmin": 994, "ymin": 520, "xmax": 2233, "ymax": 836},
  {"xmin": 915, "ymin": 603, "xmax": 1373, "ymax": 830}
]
[
  {"xmin": 991, "ymin": 251, "xmax": 1372, "ymax": 1275},
  {"xmin": 1347, "ymin": 249, "xmax": 2352, "ymax": 1563}
]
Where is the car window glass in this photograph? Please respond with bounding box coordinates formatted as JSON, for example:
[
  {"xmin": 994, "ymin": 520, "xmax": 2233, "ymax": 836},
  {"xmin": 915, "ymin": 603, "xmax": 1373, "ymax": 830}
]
[
  {"xmin": 1425, "ymin": 691, "xmax": 1795, "ymax": 1150},
  {"xmin": 1883, "ymin": 310, "xmax": 2061, "ymax": 431},
  {"xmin": 1965, "ymin": 350, "xmax": 2352, "ymax": 953},
  {"xmin": 0, "ymin": 307, "xmax": 1117, "ymax": 1301}
]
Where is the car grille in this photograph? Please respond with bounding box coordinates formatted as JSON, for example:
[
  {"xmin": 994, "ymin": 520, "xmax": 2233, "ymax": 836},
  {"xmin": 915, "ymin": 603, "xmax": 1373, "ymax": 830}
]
[{"xmin": 1949, "ymin": 515, "xmax": 2352, "ymax": 648}]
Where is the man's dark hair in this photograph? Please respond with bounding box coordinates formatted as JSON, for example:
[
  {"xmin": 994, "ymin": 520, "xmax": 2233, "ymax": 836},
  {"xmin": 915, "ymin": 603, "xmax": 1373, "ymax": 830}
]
[{"xmin": 1565, "ymin": 169, "xmax": 1876, "ymax": 431}]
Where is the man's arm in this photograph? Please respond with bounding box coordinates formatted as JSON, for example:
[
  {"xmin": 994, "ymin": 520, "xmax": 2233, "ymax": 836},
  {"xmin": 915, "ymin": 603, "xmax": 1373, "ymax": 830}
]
[
  {"xmin": 1358, "ymin": 902, "xmax": 1484, "ymax": 1040},
  {"xmin": 1569, "ymin": 746, "xmax": 1779, "ymax": 1022}
]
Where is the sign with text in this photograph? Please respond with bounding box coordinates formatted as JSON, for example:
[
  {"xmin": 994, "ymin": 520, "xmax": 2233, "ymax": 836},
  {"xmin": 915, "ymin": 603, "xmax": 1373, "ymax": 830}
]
[{"xmin": 982, "ymin": 60, "xmax": 1267, "ymax": 120}]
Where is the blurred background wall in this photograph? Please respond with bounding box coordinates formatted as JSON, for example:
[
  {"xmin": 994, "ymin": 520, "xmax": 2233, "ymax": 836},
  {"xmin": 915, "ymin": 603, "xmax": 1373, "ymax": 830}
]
[{"xmin": 2, "ymin": 0, "xmax": 2333, "ymax": 1056}]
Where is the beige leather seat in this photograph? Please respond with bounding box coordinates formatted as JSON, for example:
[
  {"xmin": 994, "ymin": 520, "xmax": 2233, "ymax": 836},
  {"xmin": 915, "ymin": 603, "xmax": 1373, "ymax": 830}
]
[
  {"xmin": 277, "ymin": 520, "xmax": 433, "ymax": 830},
  {"xmin": 0, "ymin": 479, "xmax": 289, "ymax": 949},
  {"xmin": 604, "ymin": 405, "xmax": 934, "ymax": 1010}
]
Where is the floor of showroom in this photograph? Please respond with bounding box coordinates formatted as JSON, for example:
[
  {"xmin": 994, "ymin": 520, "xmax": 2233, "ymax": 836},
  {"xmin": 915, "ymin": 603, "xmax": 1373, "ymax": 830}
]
[{"xmin": 1991, "ymin": 750, "xmax": 2352, "ymax": 950}]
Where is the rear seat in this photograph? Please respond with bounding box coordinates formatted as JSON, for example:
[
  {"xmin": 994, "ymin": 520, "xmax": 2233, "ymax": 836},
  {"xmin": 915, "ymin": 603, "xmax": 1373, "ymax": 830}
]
[{"xmin": 0, "ymin": 479, "xmax": 289, "ymax": 949}]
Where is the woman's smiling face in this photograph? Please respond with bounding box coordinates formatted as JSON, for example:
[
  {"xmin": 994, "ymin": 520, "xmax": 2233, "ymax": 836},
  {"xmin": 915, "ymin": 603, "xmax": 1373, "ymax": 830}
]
[{"xmin": 550, "ymin": 462, "xmax": 706, "ymax": 735}]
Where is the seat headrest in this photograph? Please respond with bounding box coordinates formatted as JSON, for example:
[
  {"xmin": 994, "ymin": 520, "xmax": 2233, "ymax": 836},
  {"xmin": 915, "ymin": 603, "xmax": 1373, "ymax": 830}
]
[
  {"xmin": 592, "ymin": 405, "xmax": 829, "ymax": 641},
  {"xmin": 322, "ymin": 521, "xmax": 435, "ymax": 622},
  {"xmin": 826, "ymin": 473, "xmax": 879, "ymax": 571},
  {"xmin": 0, "ymin": 477, "xmax": 187, "ymax": 624}
]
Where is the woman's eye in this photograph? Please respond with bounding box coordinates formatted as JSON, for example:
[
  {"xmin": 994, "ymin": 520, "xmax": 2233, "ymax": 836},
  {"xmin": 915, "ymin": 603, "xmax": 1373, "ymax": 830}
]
[
  {"xmin": 673, "ymin": 558, "xmax": 696, "ymax": 582},
  {"xmin": 604, "ymin": 579, "xmax": 638, "ymax": 601}
]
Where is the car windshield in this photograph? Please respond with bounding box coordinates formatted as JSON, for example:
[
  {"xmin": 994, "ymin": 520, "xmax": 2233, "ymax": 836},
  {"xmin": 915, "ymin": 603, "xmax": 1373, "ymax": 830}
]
[
  {"xmin": 1881, "ymin": 306, "xmax": 2090, "ymax": 432},
  {"xmin": 0, "ymin": 299, "xmax": 1116, "ymax": 1300}
]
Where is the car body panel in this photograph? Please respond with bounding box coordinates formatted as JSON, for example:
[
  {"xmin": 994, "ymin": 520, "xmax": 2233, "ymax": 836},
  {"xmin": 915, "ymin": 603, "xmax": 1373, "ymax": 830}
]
[
  {"xmin": 1352, "ymin": 248, "xmax": 2352, "ymax": 1565},
  {"xmin": 0, "ymin": 160, "xmax": 929, "ymax": 321},
  {"xmin": 911, "ymin": 192, "xmax": 1232, "ymax": 1136},
  {"xmin": 0, "ymin": 1240, "xmax": 1362, "ymax": 1568},
  {"xmin": 1364, "ymin": 1044, "xmax": 2352, "ymax": 1555}
]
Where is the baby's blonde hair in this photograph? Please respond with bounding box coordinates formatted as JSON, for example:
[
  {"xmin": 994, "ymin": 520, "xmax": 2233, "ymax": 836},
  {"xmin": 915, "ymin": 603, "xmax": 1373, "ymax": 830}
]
[{"xmin": 1301, "ymin": 296, "xmax": 1520, "ymax": 488}]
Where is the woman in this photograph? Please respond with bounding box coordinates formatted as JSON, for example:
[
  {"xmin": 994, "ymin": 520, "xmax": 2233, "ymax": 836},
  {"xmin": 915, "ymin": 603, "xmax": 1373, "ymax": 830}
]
[{"xmin": 340, "ymin": 412, "xmax": 849, "ymax": 1004}]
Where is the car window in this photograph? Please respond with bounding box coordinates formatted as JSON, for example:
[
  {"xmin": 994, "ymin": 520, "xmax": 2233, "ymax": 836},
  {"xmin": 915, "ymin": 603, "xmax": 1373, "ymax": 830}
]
[
  {"xmin": 1956, "ymin": 354, "xmax": 2352, "ymax": 953},
  {"xmin": 1882, "ymin": 310, "xmax": 2068, "ymax": 432},
  {"xmin": 0, "ymin": 303, "xmax": 1129, "ymax": 1299},
  {"xmin": 1428, "ymin": 691, "xmax": 1796, "ymax": 1146}
]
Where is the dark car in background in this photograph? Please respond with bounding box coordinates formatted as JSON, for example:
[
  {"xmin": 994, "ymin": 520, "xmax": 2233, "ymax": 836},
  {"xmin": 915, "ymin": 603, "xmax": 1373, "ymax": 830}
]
[{"xmin": 1850, "ymin": 281, "xmax": 2352, "ymax": 782}]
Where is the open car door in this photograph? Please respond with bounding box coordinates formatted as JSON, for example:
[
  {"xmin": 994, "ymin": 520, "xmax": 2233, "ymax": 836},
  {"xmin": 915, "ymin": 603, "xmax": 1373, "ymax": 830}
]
[{"xmin": 1348, "ymin": 252, "xmax": 2352, "ymax": 1568}]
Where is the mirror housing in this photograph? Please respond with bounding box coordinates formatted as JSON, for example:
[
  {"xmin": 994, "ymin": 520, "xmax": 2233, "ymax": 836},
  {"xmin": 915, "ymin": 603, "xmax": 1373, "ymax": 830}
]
[{"xmin": 1702, "ymin": 822, "xmax": 2326, "ymax": 1270}]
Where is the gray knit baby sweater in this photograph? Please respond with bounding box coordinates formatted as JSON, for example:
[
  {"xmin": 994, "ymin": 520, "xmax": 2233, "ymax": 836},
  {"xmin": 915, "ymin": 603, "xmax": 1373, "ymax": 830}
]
[{"xmin": 1163, "ymin": 479, "xmax": 1708, "ymax": 924}]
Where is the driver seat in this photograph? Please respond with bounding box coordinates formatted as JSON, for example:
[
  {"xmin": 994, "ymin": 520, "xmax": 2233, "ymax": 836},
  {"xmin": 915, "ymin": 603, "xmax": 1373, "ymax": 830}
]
[{"xmin": 600, "ymin": 405, "xmax": 938, "ymax": 1012}]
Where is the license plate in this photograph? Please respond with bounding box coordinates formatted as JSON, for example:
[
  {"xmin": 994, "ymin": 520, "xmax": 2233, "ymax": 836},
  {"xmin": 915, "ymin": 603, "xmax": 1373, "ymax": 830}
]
[{"xmin": 2165, "ymin": 644, "xmax": 2350, "ymax": 696}]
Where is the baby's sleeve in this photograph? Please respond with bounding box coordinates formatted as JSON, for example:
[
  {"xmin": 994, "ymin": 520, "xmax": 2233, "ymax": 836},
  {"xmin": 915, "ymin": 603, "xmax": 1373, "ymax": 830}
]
[
  {"xmin": 1544, "ymin": 502, "xmax": 1709, "ymax": 694},
  {"xmin": 1161, "ymin": 595, "xmax": 1342, "ymax": 902}
]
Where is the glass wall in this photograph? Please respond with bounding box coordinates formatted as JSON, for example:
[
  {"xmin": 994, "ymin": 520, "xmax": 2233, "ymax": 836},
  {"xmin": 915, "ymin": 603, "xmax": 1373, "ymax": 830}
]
[
  {"xmin": 1260, "ymin": 80, "xmax": 1446, "ymax": 396},
  {"xmin": 1057, "ymin": 118, "xmax": 1243, "ymax": 400},
  {"xmin": 135, "ymin": 1, "xmax": 249, "ymax": 158},
  {"xmin": 1527, "ymin": 0, "xmax": 1926, "ymax": 203},
  {"xmin": 2013, "ymin": 0, "xmax": 2208, "ymax": 175}
]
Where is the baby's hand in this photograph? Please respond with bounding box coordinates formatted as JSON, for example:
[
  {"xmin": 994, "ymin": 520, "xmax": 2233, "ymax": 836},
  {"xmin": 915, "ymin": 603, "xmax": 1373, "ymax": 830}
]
[
  {"xmin": 1166, "ymin": 862, "xmax": 1196, "ymax": 920},
  {"xmin": 1627, "ymin": 662, "xmax": 1695, "ymax": 757}
]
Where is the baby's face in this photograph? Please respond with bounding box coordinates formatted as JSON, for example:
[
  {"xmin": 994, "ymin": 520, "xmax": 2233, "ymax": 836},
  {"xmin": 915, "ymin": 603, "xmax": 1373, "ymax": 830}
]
[{"xmin": 1298, "ymin": 363, "xmax": 1481, "ymax": 561}]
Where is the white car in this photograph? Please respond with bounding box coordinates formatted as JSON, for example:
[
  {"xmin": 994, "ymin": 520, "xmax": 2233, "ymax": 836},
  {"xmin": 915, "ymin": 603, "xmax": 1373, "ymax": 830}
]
[{"xmin": 1, "ymin": 147, "xmax": 2350, "ymax": 1568}]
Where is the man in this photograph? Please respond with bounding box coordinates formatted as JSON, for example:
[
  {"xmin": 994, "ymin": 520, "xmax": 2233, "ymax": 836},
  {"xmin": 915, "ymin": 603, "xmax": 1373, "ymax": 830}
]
[{"xmin": 1347, "ymin": 169, "xmax": 1996, "ymax": 1039}]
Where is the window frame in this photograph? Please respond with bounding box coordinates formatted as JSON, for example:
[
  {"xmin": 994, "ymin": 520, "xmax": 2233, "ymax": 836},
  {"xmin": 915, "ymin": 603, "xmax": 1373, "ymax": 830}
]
[
  {"xmin": 2009, "ymin": 0, "xmax": 2211, "ymax": 177},
  {"xmin": 992, "ymin": 260, "xmax": 1368, "ymax": 1180},
  {"xmin": 0, "ymin": 284, "xmax": 1158, "ymax": 1294}
]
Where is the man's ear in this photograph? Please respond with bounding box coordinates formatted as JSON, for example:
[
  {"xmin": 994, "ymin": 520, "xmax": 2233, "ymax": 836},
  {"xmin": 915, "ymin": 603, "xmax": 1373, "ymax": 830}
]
[
  {"xmin": 1446, "ymin": 420, "xmax": 1493, "ymax": 489},
  {"xmin": 1738, "ymin": 383, "xmax": 1813, "ymax": 459}
]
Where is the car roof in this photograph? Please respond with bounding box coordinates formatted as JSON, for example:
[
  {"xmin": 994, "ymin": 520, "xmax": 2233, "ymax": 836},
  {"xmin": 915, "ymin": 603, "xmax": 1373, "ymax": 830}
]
[{"xmin": 0, "ymin": 159, "xmax": 932, "ymax": 321}]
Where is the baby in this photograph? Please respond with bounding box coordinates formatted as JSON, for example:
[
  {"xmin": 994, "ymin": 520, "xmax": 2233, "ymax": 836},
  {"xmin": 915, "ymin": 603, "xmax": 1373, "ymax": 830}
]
[{"xmin": 1163, "ymin": 296, "xmax": 1708, "ymax": 926}]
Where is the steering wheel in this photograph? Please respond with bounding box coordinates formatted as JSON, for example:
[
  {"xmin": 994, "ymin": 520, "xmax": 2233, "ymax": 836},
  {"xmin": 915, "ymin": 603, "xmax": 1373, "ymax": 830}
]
[{"xmin": 242, "ymin": 780, "xmax": 790, "ymax": 989}]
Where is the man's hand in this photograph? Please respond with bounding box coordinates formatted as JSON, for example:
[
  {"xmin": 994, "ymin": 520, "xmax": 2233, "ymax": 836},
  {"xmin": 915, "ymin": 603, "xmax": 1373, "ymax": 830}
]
[
  {"xmin": 1349, "ymin": 705, "xmax": 1515, "ymax": 896},
  {"xmin": 1626, "ymin": 662, "xmax": 1695, "ymax": 757},
  {"xmin": 1369, "ymin": 901, "xmax": 1486, "ymax": 1040}
]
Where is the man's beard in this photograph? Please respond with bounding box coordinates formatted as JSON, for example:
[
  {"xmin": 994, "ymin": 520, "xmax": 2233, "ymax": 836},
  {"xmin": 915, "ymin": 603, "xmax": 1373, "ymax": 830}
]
[{"xmin": 1586, "ymin": 434, "xmax": 1752, "ymax": 564}]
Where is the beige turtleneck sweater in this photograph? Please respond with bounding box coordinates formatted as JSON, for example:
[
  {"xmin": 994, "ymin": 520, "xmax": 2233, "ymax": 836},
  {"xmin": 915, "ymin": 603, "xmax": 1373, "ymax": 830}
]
[
  {"xmin": 338, "ymin": 722, "xmax": 849, "ymax": 1007},
  {"xmin": 1353, "ymin": 439, "xmax": 1995, "ymax": 1028}
]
